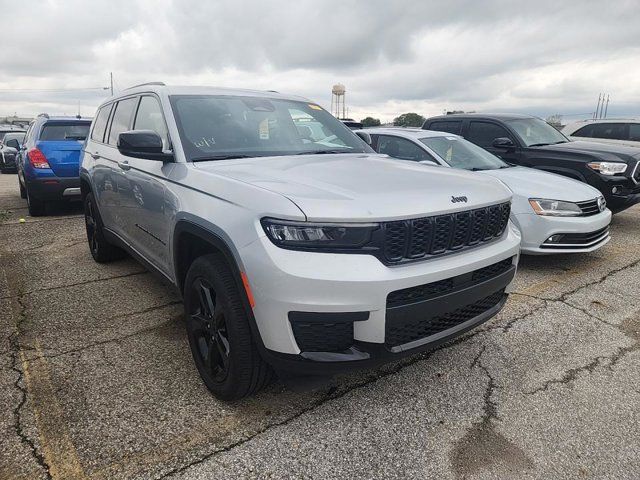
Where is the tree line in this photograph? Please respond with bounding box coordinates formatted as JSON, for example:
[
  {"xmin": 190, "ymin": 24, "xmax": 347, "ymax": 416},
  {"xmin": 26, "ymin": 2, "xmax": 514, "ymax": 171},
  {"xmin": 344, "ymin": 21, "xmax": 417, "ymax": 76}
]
[{"xmin": 360, "ymin": 112, "xmax": 426, "ymax": 128}]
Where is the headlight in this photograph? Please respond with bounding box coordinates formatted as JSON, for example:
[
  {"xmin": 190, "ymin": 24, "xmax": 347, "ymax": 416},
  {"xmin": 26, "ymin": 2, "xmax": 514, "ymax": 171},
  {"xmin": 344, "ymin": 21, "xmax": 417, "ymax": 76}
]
[
  {"xmin": 261, "ymin": 218, "xmax": 378, "ymax": 250},
  {"xmin": 587, "ymin": 162, "xmax": 628, "ymax": 175},
  {"xmin": 529, "ymin": 199, "xmax": 583, "ymax": 217}
]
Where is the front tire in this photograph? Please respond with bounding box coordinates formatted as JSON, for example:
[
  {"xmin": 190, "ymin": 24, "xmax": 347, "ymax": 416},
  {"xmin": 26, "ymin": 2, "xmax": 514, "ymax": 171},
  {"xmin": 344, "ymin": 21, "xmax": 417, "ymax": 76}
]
[
  {"xmin": 184, "ymin": 254, "xmax": 271, "ymax": 400},
  {"xmin": 84, "ymin": 192, "xmax": 125, "ymax": 263}
]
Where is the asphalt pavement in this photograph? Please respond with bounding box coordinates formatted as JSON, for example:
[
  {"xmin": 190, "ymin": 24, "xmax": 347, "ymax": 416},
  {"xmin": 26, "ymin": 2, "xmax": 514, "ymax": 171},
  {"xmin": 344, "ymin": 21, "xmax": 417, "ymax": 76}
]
[{"xmin": 0, "ymin": 172, "xmax": 638, "ymax": 479}]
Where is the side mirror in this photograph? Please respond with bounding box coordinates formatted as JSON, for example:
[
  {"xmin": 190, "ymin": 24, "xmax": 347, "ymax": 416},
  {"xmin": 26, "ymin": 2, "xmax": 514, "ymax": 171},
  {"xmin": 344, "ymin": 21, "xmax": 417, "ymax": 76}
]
[
  {"xmin": 5, "ymin": 139, "xmax": 20, "ymax": 149},
  {"xmin": 492, "ymin": 137, "xmax": 515, "ymax": 149},
  {"xmin": 355, "ymin": 131, "xmax": 372, "ymax": 145},
  {"xmin": 117, "ymin": 130, "xmax": 173, "ymax": 161},
  {"xmin": 419, "ymin": 159, "xmax": 439, "ymax": 166}
]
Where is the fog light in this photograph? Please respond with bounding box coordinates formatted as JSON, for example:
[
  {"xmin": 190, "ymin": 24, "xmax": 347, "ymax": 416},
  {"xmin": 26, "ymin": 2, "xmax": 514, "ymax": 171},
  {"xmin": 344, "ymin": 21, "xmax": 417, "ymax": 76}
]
[
  {"xmin": 612, "ymin": 186, "xmax": 619, "ymax": 194},
  {"xmin": 546, "ymin": 234, "xmax": 564, "ymax": 243}
]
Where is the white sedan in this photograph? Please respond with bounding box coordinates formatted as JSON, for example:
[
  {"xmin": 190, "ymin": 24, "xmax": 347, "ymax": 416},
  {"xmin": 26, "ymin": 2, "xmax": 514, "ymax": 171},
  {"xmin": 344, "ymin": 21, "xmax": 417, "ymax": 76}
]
[{"xmin": 358, "ymin": 128, "xmax": 612, "ymax": 255}]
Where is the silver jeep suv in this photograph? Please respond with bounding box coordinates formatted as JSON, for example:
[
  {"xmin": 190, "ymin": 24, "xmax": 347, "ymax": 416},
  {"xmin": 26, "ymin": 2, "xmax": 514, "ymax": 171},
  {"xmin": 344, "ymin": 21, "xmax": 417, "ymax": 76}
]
[{"xmin": 81, "ymin": 83, "xmax": 521, "ymax": 399}]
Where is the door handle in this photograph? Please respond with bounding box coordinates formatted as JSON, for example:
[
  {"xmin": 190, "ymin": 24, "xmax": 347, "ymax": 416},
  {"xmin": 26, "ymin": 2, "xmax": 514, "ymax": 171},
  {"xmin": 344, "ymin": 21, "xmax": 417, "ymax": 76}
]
[
  {"xmin": 118, "ymin": 160, "xmax": 131, "ymax": 171},
  {"xmin": 91, "ymin": 152, "xmax": 100, "ymax": 160}
]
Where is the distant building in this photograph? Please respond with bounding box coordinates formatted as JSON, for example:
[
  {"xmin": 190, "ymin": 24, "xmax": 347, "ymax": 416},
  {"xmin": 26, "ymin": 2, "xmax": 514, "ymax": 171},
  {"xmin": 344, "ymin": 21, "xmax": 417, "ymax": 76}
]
[{"xmin": 0, "ymin": 115, "xmax": 33, "ymax": 128}]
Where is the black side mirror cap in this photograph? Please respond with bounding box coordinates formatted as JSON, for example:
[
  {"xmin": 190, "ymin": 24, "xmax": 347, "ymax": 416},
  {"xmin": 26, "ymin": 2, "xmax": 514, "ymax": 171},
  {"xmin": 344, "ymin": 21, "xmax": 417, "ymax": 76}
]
[
  {"xmin": 492, "ymin": 137, "xmax": 515, "ymax": 149},
  {"xmin": 356, "ymin": 131, "xmax": 372, "ymax": 145},
  {"xmin": 117, "ymin": 130, "xmax": 173, "ymax": 161}
]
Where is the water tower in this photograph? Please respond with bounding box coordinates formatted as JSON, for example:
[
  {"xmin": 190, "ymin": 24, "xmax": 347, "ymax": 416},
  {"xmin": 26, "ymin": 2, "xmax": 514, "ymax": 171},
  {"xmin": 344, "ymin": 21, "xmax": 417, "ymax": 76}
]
[{"xmin": 331, "ymin": 84, "xmax": 346, "ymax": 119}]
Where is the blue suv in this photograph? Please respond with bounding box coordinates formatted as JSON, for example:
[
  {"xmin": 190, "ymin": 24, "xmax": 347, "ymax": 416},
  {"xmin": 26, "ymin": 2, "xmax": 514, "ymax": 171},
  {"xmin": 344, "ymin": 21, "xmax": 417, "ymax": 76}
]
[{"xmin": 17, "ymin": 114, "xmax": 92, "ymax": 215}]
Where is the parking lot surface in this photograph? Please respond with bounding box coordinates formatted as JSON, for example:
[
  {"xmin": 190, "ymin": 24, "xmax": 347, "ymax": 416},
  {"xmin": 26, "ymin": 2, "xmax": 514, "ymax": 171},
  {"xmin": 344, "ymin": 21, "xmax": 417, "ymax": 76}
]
[{"xmin": 0, "ymin": 172, "xmax": 638, "ymax": 480}]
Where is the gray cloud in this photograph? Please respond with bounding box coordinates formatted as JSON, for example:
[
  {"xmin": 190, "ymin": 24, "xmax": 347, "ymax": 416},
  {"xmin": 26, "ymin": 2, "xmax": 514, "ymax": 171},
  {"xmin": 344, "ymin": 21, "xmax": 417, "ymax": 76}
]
[{"xmin": 0, "ymin": 0, "xmax": 639, "ymax": 122}]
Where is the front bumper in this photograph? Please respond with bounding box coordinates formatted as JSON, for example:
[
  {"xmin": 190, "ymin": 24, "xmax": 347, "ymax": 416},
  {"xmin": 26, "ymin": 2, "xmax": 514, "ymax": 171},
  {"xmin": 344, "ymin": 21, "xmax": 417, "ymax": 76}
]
[
  {"xmin": 25, "ymin": 176, "xmax": 81, "ymax": 201},
  {"xmin": 513, "ymin": 210, "xmax": 612, "ymax": 255},
  {"xmin": 240, "ymin": 222, "xmax": 521, "ymax": 372}
]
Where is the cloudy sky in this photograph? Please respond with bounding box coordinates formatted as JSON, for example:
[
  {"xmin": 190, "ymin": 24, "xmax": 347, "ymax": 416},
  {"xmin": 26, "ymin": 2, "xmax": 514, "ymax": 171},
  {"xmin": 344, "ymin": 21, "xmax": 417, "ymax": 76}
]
[{"xmin": 1, "ymin": 0, "xmax": 639, "ymax": 123}]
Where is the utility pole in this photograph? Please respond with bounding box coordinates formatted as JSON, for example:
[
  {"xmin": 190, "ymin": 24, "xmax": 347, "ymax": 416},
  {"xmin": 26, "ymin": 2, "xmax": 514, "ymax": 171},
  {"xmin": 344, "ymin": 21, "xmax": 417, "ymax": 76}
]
[{"xmin": 110, "ymin": 72, "xmax": 114, "ymax": 96}]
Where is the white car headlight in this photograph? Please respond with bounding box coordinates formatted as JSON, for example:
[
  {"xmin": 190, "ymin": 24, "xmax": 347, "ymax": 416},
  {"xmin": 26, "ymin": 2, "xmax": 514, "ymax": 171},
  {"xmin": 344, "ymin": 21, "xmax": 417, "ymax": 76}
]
[
  {"xmin": 529, "ymin": 199, "xmax": 583, "ymax": 217},
  {"xmin": 587, "ymin": 162, "xmax": 628, "ymax": 175}
]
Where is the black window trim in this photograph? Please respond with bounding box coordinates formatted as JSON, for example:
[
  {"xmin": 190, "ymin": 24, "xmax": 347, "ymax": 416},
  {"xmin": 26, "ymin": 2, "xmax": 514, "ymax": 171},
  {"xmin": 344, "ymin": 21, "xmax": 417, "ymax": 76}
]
[{"xmin": 132, "ymin": 94, "xmax": 172, "ymax": 150}]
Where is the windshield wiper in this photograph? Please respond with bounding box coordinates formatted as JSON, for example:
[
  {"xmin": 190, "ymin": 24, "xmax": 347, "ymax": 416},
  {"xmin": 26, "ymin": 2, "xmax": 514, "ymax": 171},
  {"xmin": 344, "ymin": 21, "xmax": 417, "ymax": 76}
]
[
  {"xmin": 191, "ymin": 154, "xmax": 254, "ymax": 162},
  {"xmin": 470, "ymin": 167, "xmax": 489, "ymax": 171},
  {"xmin": 296, "ymin": 149, "xmax": 351, "ymax": 155},
  {"xmin": 528, "ymin": 143, "xmax": 550, "ymax": 147}
]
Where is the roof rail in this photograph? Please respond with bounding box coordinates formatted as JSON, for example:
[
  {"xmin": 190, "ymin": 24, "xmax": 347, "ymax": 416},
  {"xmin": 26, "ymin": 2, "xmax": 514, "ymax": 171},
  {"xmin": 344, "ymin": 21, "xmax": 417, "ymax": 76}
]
[
  {"xmin": 124, "ymin": 82, "xmax": 166, "ymax": 90},
  {"xmin": 37, "ymin": 113, "xmax": 49, "ymax": 119}
]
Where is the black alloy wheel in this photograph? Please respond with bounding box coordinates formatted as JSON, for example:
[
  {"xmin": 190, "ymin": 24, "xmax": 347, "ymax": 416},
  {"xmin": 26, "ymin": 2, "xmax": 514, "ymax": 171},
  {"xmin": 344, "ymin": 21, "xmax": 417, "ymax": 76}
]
[{"xmin": 187, "ymin": 278, "xmax": 231, "ymax": 383}]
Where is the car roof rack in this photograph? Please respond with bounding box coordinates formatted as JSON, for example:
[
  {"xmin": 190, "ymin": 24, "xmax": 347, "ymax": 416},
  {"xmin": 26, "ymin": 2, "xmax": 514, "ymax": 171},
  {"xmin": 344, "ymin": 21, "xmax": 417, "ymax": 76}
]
[{"xmin": 124, "ymin": 82, "xmax": 166, "ymax": 90}]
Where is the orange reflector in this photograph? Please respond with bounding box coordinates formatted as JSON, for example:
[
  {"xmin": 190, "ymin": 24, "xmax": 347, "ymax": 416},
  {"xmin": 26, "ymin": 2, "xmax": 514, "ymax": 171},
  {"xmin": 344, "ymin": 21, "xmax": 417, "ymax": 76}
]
[{"xmin": 240, "ymin": 271, "xmax": 255, "ymax": 308}]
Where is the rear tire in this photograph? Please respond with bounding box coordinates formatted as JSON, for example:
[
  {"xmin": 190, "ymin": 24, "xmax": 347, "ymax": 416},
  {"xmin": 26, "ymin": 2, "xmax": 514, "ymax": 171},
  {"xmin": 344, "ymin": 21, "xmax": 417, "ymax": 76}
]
[
  {"xmin": 18, "ymin": 177, "xmax": 26, "ymax": 199},
  {"xmin": 26, "ymin": 187, "xmax": 46, "ymax": 216},
  {"xmin": 184, "ymin": 254, "xmax": 272, "ymax": 400},
  {"xmin": 84, "ymin": 192, "xmax": 125, "ymax": 263}
]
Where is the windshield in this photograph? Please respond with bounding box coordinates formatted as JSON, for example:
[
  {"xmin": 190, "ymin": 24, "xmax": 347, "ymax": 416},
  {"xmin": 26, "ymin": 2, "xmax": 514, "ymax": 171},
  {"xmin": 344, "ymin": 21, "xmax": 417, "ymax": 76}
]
[
  {"xmin": 40, "ymin": 122, "xmax": 91, "ymax": 141},
  {"xmin": 170, "ymin": 95, "xmax": 371, "ymax": 161},
  {"xmin": 420, "ymin": 135, "xmax": 508, "ymax": 171},
  {"xmin": 506, "ymin": 118, "xmax": 568, "ymax": 147}
]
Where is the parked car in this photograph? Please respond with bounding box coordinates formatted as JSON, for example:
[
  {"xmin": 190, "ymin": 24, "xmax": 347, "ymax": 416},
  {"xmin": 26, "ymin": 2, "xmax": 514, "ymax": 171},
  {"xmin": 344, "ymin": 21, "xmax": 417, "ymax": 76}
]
[
  {"xmin": 81, "ymin": 84, "xmax": 521, "ymax": 399},
  {"xmin": 423, "ymin": 114, "xmax": 640, "ymax": 213},
  {"xmin": 562, "ymin": 119, "xmax": 640, "ymax": 149},
  {"xmin": 0, "ymin": 131, "xmax": 26, "ymax": 173},
  {"xmin": 16, "ymin": 114, "xmax": 91, "ymax": 215},
  {"xmin": 0, "ymin": 124, "xmax": 26, "ymax": 142},
  {"xmin": 359, "ymin": 127, "xmax": 612, "ymax": 254}
]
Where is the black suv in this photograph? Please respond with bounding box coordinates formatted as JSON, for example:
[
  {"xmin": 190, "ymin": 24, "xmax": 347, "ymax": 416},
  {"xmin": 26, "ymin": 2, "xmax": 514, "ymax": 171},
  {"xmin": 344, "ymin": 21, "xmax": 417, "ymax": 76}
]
[{"xmin": 423, "ymin": 114, "xmax": 640, "ymax": 213}]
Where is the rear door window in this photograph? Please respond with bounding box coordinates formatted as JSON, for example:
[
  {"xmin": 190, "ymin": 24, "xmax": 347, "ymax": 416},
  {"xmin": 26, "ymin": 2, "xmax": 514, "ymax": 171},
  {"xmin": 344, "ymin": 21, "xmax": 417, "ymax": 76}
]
[
  {"xmin": 39, "ymin": 123, "xmax": 91, "ymax": 141},
  {"xmin": 428, "ymin": 121, "xmax": 462, "ymax": 135},
  {"xmin": 467, "ymin": 121, "xmax": 511, "ymax": 147},
  {"xmin": 108, "ymin": 97, "xmax": 139, "ymax": 146},
  {"xmin": 91, "ymin": 104, "xmax": 113, "ymax": 143},
  {"xmin": 589, "ymin": 123, "xmax": 628, "ymax": 140}
]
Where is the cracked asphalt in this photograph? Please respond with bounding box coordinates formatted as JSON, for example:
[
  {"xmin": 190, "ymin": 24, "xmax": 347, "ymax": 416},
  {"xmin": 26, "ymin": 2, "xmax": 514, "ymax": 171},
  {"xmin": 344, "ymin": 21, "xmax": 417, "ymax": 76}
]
[{"xmin": 0, "ymin": 172, "xmax": 638, "ymax": 480}]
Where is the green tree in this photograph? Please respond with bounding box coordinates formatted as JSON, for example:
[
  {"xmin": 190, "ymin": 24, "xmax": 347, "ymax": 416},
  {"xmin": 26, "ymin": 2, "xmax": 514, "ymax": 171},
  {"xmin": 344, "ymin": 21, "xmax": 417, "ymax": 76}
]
[
  {"xmin": 393, "ymin": 112, "xmax": 425, "ymax": 127},
  {"xmin": 360, "ymin": 116, "xmax": 381, "ymax": 127}
]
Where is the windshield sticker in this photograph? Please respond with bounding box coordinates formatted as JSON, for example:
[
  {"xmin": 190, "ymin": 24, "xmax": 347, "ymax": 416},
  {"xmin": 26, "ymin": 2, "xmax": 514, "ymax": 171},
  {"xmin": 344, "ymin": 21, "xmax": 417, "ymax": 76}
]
[
  {"xmin": 308, "ymin": 104, "xmax": 322, "ymax": 110},
  {"xmin": 259, "ymin": 118, "xmax": 270, "ymax": 140},
  {"xmin": 446, "ymin": 146, "xmax": 453, "ymax": 162},
  {"xmin": 195, "ymin": 137, "xmax": 215, "ymax": 148}
]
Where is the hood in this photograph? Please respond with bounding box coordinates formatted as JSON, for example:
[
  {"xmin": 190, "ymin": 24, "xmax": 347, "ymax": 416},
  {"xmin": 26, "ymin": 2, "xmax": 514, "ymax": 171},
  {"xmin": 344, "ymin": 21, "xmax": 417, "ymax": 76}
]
[
  {"xmin": 195, "ymin": 153, "xmax": 512, "ymax": 221},
  {"xmin": 534, "ymin": 140, "xmax": 640, "ymax": 163},
  {"xmin": 479, "ymin": 166, "xmax": 602, "ymax": 204}
]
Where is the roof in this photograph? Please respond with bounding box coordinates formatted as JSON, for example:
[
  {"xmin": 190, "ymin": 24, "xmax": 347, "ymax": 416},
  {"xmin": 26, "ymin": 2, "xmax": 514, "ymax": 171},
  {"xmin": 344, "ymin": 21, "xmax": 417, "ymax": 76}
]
[
  {"xmin": 426, "ymin": 112, "xmax": 536, "ymax": 121},
  {"xmin": 565, "ymin": 118, "xmax": 640, "ymax": 125},
  {"xmin": 103, "ymin": 84, "xmax": 311, "ymax": 105},
  {"xmin": 357, "ymin": 127, "xmax": 454, "ymax": 140},
  {"xmin": 0, "ymin": 124, "xmax": 26, "ymax": 131}
]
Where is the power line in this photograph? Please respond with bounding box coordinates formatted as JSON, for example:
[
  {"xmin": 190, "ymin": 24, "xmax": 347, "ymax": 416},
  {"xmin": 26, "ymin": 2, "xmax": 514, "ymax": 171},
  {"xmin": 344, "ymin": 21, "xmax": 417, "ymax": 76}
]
[{"xmin": 0, "ymin": 86, "xmax": 109, "ymax": 93}]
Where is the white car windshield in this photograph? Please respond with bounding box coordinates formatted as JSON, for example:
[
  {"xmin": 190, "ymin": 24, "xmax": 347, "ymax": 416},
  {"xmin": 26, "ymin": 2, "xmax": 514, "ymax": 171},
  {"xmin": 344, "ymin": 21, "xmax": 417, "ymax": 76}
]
[
  {"xmin": 420, "ymin": 136, "xmax": 508, "ymax": 171},
  {"xmin": 170, "ymin": 95, "xmax": 371, "ymax": 161}
]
